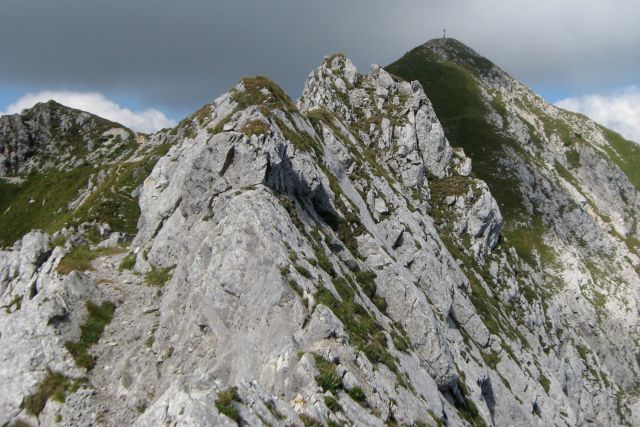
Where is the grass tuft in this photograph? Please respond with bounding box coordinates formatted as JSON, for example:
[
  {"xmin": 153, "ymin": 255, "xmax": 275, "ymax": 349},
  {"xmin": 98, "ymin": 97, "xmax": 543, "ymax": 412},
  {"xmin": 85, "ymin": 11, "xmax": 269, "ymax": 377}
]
[
  {"xmin": 144, "ymin": 266, "xmax": 173, "ymax": 287},
  {"xmin": 239, "ymin": 120, "xmax": 271, "ymax": 137},
  {"xmin": 324, "ymin": 395, "xmax": 341, "ymax": 412},
  {"xmin": 315, "ymin": 277, "xmax": 400, "ymax": 374},
  {"xmin": 22, "ymin": 369, "xmax": 83, "ymax": 416},
  {"xmin": 347, "ymin": 386, "xmax": 368, "ymax": 406},
  {"xmin": 215, "ymin": 386, "xmax": 242, "ymax": 423},
  {"xmin": 56, "ymin": 246, "xmax": 97, "ymax": 274},
  {"xmin": 118, "ymin": 253, "xmax": 136, "ymax": 271},
  {"xmin": 65, "ymin": 301, "xmax": 116, "ymax": 370},
  {"xmin": 313, "ymin": 354, "xmax": 343, "ymax": 392}
]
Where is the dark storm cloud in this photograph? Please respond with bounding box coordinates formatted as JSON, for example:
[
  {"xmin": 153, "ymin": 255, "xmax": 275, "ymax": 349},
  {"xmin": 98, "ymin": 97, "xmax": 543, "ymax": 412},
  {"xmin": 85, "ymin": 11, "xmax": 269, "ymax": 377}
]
[{"xmin": 1, "ymin": 0, "xmax": 639, "ymax": 114}]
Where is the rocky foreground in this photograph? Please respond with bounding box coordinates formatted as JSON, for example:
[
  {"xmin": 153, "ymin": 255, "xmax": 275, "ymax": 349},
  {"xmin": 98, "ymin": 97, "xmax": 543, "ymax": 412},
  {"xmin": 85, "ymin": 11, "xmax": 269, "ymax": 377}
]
[{"xmin": 1, "ymin": 40, "xmax": 640, "ymax": 426}]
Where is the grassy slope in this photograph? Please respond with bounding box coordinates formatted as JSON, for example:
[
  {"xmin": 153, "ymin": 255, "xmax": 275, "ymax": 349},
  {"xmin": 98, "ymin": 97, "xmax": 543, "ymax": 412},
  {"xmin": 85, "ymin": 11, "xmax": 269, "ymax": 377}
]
[
  {"xmin": 0, "ymin": 141, "xmax": 170, "ymax": 246},
  {"xmin": 386, "ymin": 46, "xmax": 525, "ymax": 215},
  {"xmin": 386, "ymin": 45, "xmax": 546, "ymax": 263},
  {"xmin": 598, "ymin": 126, "xmax": 640, "ymax": 191},
  {"xmin": 0, "ymin": 168, "xmax": 95, "ymax": 246},
  {"xmin": 71, "ymin": 143, "xmax": 171, "ymax": 236}
]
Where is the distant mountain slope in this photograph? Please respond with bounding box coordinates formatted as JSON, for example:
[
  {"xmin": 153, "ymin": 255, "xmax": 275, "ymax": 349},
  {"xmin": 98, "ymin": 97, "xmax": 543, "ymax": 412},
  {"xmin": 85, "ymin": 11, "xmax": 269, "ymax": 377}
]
[{"xmin": 0, "ymin": 101, "xmax": 170, "ymax": 246}]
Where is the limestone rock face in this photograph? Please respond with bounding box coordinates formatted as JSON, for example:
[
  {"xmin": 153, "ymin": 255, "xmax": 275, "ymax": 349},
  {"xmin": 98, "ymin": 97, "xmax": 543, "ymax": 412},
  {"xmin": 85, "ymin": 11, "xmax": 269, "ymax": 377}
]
[
  {"xmin": 0, "ymin": 231, "xmax": 107, "ymax": 426},
  {"xmin": 0, "ymin": 41, "xmax": 639, "ymax": 427}
]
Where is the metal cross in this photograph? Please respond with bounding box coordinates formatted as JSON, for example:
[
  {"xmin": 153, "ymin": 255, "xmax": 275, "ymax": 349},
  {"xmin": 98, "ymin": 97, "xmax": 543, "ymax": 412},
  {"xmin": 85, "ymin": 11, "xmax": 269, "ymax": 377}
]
[{"xmin": 443, "ymin": 28, "xmax": 446, "ymax": 39}]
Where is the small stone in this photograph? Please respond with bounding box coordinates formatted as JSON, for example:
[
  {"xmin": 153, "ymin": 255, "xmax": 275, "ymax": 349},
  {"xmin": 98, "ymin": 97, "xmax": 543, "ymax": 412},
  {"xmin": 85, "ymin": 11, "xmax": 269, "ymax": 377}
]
[{"xmin": 374, "ymin": 198, "xmax": 389, "ymax": 214}]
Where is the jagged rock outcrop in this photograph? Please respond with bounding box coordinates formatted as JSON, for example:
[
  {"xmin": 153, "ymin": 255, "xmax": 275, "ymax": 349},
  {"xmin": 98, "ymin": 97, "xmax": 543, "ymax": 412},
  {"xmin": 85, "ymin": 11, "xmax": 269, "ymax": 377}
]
[
  {"xmin": 0, "ymin": 231, "xmax": 104, "ymax": 425},
  {"xmin": 0, "ymin": 39, "xmax": 638, "ymax": 427}
]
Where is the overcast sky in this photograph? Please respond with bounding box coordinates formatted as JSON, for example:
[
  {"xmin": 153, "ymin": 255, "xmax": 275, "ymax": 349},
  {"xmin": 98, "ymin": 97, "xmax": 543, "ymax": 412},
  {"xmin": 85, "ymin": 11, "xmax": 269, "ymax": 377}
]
[{"xmin": 1, "ymin": 0, "xmax": 639, "ymax": 139}]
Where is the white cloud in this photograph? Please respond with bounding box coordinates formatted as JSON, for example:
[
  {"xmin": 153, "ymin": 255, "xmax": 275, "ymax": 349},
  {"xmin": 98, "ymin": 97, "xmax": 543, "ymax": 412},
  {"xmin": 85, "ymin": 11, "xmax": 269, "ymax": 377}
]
[
  {"xmin": 1, "ymin": 90, "xmax": 176, "ymax": 133},
  {"xmin": 556, "ymin": 86, "xmax": 640, "ymax": 143}
]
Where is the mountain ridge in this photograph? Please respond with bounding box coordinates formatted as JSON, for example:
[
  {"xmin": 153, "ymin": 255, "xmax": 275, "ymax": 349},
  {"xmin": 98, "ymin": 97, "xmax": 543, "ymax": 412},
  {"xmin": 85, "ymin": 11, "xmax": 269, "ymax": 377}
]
[{"xmin": 0, "ymin": 39, "xmax": 638, "ymax": 426}]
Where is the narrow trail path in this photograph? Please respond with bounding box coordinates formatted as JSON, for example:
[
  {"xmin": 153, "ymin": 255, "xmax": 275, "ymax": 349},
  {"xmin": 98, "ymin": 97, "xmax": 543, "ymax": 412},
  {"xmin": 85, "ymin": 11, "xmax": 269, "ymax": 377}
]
[{"xmin": 61, "ymin": 251, "xmax": 162, "ymax": 426}]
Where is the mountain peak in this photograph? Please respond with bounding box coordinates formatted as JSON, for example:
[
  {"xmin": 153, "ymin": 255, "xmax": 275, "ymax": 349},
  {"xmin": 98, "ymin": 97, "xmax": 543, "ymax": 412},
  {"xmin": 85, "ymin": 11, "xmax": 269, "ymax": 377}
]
[
  {"xmin": 413, "ymin": 37, "xmax": 497, "ymax": 77},
  {"xmin": 0, "ymin": 97, "xmax": 133, "ymax": 176},
  {"xmin": 423, "ymin": 36, "xmax": 471, "ymax": 50}
]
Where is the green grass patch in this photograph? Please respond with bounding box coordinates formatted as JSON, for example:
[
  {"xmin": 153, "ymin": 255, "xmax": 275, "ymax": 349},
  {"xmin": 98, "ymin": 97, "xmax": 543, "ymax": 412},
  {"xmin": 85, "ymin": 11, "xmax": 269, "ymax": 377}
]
[
  {"xmin": 215, "ymin": 386, "xmax": 242, "ymax": 424},
  {"xmin": 455, "ymin": 378, "xmax": 487, "ymax": 427},
  {"xmin": 347, "ymin": 386, "xmax": 367, "ymax": 406},
  {"xmin": 537, "ymin": 113, "xmax": 582, "ymax": 146},
  {"xmin": 0, "ymin": 141, "xmax": 169, "ymax": 247},
  {"xmin": 576, "ymin": 344, "xmax": 589, "ymax": 362},
  {"xmin": 540, "ymin": 373, "xmax": 550, "ymax": 394},
  {"xmin": 324, "ymin": 395, "xmax": 341, "ymax": 412},
  {"xmin": 288, "ymin": 279, "xmax": 303, "ymax": 297},
  {"xmin": 554, "ymin": 160, "xmax": 586, "ymax": 198},
  {"xmin": 239, "ymin": 119, "xmax": 271, "ymax": 137},
  {"xmin": 275, "ymin": 116, "xmax": 323, "ymax": 157},
  {"xmin": 232, "ymin": 76, "xmax": 297, "ymax": 112},
  {"xmin": 144, "ymin": 266, "xmax": 173, "ymax": 287},
  {"xmin": 299, "ymin": 414, "xmax": 323, "ymax": 427},
  {"xmin": 2, "ymin": 294, "xmax": 23, "ymax": 313},
  {"xmin": 315, "ymin": 277, "xmax": 399, "ymax": 374},
  {"xmin": 294, "ymin": 264, "xmax": 312, "ymax": 279},
  {"xmin": 0, "ymin": 167, "xmax": 94, "ymax": 246},
  {"xmin": 565, "ymin": 149, "xmax": 581, "ymax": 168},
  {"xmin": 56, "ymin": 246, "xmax": 98, "ymax": 274},
  {"xmin": 56, "ymin": 245, "xmax": 127, "ymax": 275},
  {"xmin": 22, "ymin": 369, "xmax": 83, "ymax": 416},
  {"xmin": 482, "ymin": 350, "xmax": 501, "ymax": 369},
  {"xmin": 313, "ymin": 354, "xmax": 343, "ymax": 392},
  {"xmin": 354, "ymin": 271, "xmax": 377, "ymax": 299},
  {"xmin": 503, "ymin": 215, "xmax": 556, "ymax": 267},
  {"xmin": 391, "ymin": 324, "xmax": 411, "ymax": 352},
  {"xmin": 313, "ymin": 245, "xmax": 336, "ymax": 277},
  {"xmin": 65, "ymin": 301, "xmax": 116, "ymax": 370},
  {"xmin": 118, "ymin": 253, "xmax": 137, "ymax": 271},
  {"xmin": 598, "ymin": 126, "xmax": 640, "ymax": 191},
  {"xmin": 429, "ymin": 176, "xmax": 478, "ymax": 230},
  {"xmin": 314, "ymin": 172, "xmax": 366, "ymax": 258},
  {"xmin": 71, "ymin": 143, "xmax": 171, "ymax": 235}
]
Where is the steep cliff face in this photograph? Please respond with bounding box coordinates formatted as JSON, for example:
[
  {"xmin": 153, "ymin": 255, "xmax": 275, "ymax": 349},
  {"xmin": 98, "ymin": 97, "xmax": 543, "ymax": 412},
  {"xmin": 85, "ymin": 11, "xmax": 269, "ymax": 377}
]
[{"xmin": 1, "ymin": 41, "xmax": 639, "ymax": 427}]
